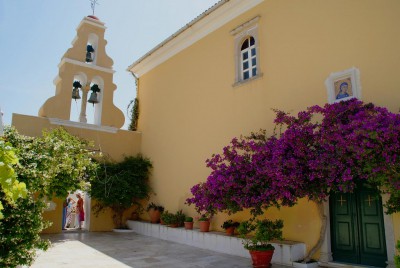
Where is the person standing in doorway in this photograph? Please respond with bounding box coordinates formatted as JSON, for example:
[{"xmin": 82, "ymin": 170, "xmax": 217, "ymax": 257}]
[
  {"xmin": 62, "ymin": 197, "xmax": 71, "ymax": 230},
  {"xmin": 76, "ymin": 193, "xmax": 84, "ymax": 229}
]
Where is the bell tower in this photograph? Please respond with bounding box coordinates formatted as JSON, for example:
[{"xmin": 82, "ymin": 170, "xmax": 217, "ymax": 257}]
[{"xmin": 38, "ymin": 15, "xmax": 124, "ymax": 128}]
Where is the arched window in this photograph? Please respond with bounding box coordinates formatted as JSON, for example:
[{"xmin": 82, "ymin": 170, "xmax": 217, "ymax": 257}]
[
  {"xmin": 240, "ymin": 36, "xmax": 257, "ymax": 80},
  {"xmin": 231, "ymin": 16, "xmax": 261, "ymax": 85}
]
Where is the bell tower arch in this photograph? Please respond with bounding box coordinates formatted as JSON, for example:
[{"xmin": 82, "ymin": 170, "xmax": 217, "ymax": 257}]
[{"xmin": 39, "ymin": 15, "xmax": 124, "ymax": 128}]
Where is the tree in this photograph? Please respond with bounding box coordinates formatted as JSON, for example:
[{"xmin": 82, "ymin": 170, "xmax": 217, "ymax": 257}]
[
  {"xmin": 187, "ymin": 99, "xmax": 400, "ymax": 261},
  {"xmin": 0, "ymin": 127, "xmax": 97, "ymax": 267},
  {"xmin": 4, "ymin": 127, "xmax": 97, "ymax": 197},
  {"xmin": 0, "ymin": 140, "xmax": 27, "ymax": 220},
  {"xmin": 89, "ymin": 155, "xmax": 152, "ymax": 228}
]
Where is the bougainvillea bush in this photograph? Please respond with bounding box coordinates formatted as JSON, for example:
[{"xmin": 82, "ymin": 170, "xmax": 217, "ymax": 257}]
[
  {"xmin": 187, "ymin": 99, "xmax": 400, "ymax": 215},
  {"xmin": 187, "ymin": 99, "xmax": 400, "ymax": 262}
]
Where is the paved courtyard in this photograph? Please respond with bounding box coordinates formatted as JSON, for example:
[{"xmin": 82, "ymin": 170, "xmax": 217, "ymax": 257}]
[{"xmin": 30, "ymin": 231, "xmax": 288, "ymax": 268}]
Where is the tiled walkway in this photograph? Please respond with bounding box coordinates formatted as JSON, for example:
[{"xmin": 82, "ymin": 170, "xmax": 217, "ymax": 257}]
[{"xmin": 30, "ymin": 231, "xmax": 287, "ymax": 268}]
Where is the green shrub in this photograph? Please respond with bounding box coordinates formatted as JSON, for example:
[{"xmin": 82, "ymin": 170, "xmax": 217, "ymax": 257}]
[
  {"xmin": 1, "ymin": 127, "xmax": 96, "ymax": 267},
  {"xmin": 238, "ymin": 219, "xmax": 284, "ymax": 251},
  {"xmin": 90, "ymin": 155, "xmax": 152, "ymax": 228}
]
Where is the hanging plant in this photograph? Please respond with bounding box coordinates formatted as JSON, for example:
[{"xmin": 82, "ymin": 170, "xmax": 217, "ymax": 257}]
[
  {"xmin": 87, "ymin": 44, "xmax": 95, "ymax": 53},
  {"xmin": 90, "ymin": 84, "xmax": 101, "ymax": 93},
  {"xmin": 73, "ymin": 81, "xmax": 82, "ymax": 88}
]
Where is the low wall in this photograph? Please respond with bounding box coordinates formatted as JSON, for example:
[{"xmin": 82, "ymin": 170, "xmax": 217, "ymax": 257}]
[{"xmin": 127, "ymin": 220, "xmax": 306, "ymax": 266}]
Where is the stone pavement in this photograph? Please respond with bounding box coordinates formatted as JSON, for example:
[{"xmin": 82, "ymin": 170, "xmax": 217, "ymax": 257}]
[{"xmin": 30, "ymin": 231, "xmax": 288, "ymax": 268}]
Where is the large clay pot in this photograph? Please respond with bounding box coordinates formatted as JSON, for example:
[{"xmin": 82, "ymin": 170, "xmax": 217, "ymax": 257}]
[
  {"xmin": 184, "ymin": 221, "xmax": 194, "ymax": 230},
  {"xmin": 199, "ymin": 220, "xmax": 210, "ymax": 232},
  {"xmin": 148, "ymin": 209, "xmax": 161, "ymax": 223},
  {"xmin": 249, "ymin": 250, "xmax": 274, "ymax": 268},
  {"xmin": 225, "ymin": 226, "xmax": 235, "ymax": 236}
]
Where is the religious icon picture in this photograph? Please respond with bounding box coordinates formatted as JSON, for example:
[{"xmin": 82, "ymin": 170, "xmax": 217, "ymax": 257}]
[
  {"xmin": 334, "ymin": 77, "xmax": 353, "ymax": 100},
  {"xmin": 325, "ymin": 67, "xmax": 361, "ymax": 104}
]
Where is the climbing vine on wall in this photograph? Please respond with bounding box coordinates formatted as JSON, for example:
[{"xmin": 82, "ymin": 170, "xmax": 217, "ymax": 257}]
[{"xmin": 128, "ymin": 98, "xmax": 139, "ymax": 131}]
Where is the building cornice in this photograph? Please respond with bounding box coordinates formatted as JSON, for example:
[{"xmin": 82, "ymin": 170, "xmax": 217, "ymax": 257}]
[
  {"xmin": 60, "ymin": 58, "xmax": 115, "ymax": 74},
  {"xmin": 128, "ymin": 0, "xmax": 264, "ymax": 77}
]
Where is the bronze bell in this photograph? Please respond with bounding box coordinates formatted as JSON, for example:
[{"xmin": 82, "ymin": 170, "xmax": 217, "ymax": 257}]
[
  {"xmin": 86, "ymin": 51, "xmax": 93, "ymax": 62},
  {"xmin": 72, "ymin": 87, "xmax": 81, "ymax": 100},
  {"xmin": 88, "ymin": 92, "xmax": 99, "ymax": 105}
]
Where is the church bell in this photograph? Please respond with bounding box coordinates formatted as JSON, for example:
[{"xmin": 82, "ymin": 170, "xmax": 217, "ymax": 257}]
[
  {"xmin": 88, "ymin": 92, "xmax": 99, "ymax": 105},
  {"xmin": 86, "ymin": 51, "xmax": 93, "ymax": 62},
  {"xmin": 72, "ymin": 87, "xmax": 81, "ymax": 100}
]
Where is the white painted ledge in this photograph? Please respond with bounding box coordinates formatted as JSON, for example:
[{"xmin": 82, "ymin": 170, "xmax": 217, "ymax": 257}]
[
  {"xmin": 49, "ymin": 118, "xmax": 118, "ymax": 133},
  {"xmin": 127, "ymin": 220, "xmax": 305, "ymax": 266}
]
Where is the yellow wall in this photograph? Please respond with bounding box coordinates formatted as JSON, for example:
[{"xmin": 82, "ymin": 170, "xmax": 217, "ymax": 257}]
[
  {"xmin": 12, "ymin": 113, "xmax": 142, "ymax": 232},
  {"xmin": 135, "ymin": 0, "xmax": 400, "ymax": 257},
  {"xmin": 12, "ymin": 114, "xmax": 140, "ymax": 162}
]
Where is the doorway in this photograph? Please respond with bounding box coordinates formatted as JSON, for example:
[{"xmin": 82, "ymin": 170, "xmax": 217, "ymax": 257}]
[
  {"xmin": 62, "ymin": 191, "xmax": 91, "ymax": 231},
  {"xmin": 330, "ymin": 185, "xmax": 387, "ymax": 267}
]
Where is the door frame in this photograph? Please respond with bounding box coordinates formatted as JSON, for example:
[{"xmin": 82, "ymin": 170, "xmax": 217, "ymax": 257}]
[{"xmin": 319, "ymin": 193, "xmax": 396, "ymax": 268}]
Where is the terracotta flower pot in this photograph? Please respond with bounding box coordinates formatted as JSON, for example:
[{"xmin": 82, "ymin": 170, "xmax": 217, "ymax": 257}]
[
  {"xmin": 184, "ymin": 221, "xmax": 194, "ymax": 230},
  {"xmin": 148, "ymin": 209, "xmax": 161, "ymax": 223},
  {"xmin": 199, "ymin": 220, "xmax": 210, "ymax": 232},
  {"xmin": 225, "ymin": 226, "xmax": 235, "ymax": 236},
  {"xmin": 168, "ymin": 223, "xmax": 179, "ymax": 228},
  {"xmin": 249, "ymin": 249, "xmax": 274, "ymax": 268}
]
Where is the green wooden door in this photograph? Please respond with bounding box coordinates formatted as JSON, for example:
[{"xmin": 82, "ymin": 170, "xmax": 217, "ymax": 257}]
[{"xmin": 330, "ymin": 186, "xmax": 387, "ymax": 267}]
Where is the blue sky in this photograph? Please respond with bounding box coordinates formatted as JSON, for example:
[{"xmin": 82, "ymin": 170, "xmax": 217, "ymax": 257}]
[{"xmin": 0, "ymin": 0, "xmax": 219, "ymax": 128}]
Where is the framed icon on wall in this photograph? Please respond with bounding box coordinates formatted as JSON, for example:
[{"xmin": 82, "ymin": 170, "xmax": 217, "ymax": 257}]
[{"xmin": 325, "ymin": 67, "xmax": 361, "ymax": 104}]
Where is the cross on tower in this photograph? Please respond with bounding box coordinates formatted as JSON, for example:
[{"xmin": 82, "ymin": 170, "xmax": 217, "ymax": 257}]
[{"xmin": 90, "ymin": 0, "xmax": 99, "ymax": 16}]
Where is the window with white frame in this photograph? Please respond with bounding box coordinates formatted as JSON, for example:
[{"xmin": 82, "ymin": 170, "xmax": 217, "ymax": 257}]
[
  {"xmin": 231, "ymin": 16, "xmax": 261, "ymax": 85},
  {"xmin": 240, "ymin": 36, "xmax": 257, "ymax": 80}
]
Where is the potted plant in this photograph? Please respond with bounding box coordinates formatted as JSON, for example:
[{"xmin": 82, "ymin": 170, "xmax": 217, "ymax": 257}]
[
  {"xmin": 184, "ymin": 216, "xmax": 194, "ymax": 230},
  {"xmin": 175, "ymin": 210, "xmax": 186, "ymax": 227},
  {"xmin": 160, "ymin": 210, "xmax": 186, "ymax": 227},
  {"xmin": 160, "ymin": 210, "xmax": 175, "ymax": 227},
  {"xmin": 197, "ymin": 213, "xmax": 212, "ymax": 232},
  {"xmin": 146, "ymin": 202, "xmax": 164, "ymax": 223},
  {"xmin": 238, "ymin": 219, "xmax": 284, "ymax": 268},
  {"xmin": 221, "ymin": 219, "xmax": 240, "ymax": 236}
]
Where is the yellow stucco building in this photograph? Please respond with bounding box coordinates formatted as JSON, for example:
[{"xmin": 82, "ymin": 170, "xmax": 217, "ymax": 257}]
[
  {"xmin": 10, "ymin": 0, "xmax": 400, "ymax": 267},
  {"xmin": 127, "ymin": 0, "xmax": 400, "ymax": 267}
]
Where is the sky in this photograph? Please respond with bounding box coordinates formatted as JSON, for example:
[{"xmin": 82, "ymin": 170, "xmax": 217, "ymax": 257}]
[{"xmin": 0, "ymin": 0, "xmax": 220, "ymax": 129}]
